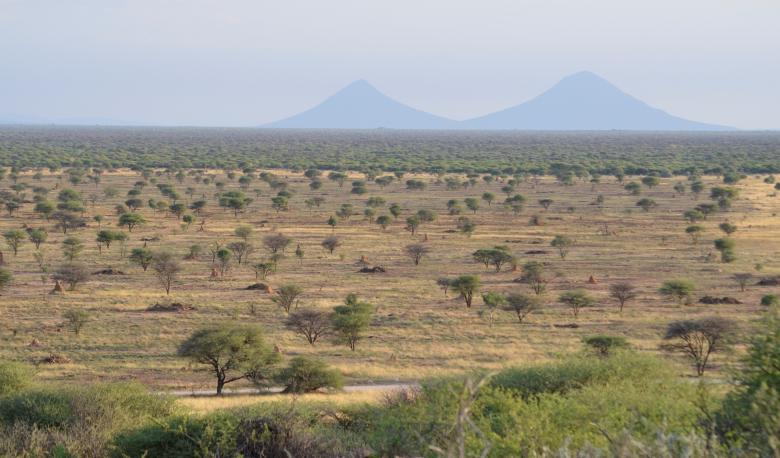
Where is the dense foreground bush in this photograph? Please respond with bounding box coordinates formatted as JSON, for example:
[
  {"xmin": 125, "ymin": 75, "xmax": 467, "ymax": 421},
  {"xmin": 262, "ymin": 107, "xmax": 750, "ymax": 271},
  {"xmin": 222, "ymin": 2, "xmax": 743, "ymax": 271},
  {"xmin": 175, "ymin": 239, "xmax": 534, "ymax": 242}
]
[
  {"xmin": 2, "ymin": 309, "xmax": 780, "ymax": 457},
  {"xmin": 113, "ymin": 403, "xmax": 366, "ymax": 458},
  {"xmin": 0, "ymin": 382, "xmax": 175, "ymax": 457}
]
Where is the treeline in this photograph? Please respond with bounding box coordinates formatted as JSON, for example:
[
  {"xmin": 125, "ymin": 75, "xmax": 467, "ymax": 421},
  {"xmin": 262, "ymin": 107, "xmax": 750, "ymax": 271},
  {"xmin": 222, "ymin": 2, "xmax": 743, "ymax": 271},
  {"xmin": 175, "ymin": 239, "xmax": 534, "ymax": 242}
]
[{"xmin": 1, "ymin": 127, "xmax": 779, "ymax": 175}]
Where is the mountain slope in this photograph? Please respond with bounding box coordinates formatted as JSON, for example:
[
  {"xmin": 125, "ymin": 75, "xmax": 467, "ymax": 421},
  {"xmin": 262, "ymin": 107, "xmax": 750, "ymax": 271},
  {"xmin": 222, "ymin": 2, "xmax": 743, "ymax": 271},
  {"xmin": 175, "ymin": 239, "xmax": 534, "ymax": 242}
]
[
  {"xmin": 264, "ymin": 80, "xmax": 457, "ymax": 129},
  {"xmin": 462, "ymin": 71, "xmax": 733, "ymax": 130}
]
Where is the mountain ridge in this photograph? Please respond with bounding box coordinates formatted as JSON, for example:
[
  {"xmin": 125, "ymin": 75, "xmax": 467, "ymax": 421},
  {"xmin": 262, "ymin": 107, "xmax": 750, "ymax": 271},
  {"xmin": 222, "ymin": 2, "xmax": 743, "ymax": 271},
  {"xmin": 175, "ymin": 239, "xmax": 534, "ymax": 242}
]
[{"xmin": 264, "ymin": 72, "xmax": 734, "ymax": 131}]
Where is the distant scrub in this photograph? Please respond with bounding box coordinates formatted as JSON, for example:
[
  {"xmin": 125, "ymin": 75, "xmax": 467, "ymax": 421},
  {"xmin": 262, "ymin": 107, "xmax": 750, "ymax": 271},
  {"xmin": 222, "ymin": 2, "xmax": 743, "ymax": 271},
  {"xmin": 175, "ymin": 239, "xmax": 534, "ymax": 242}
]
[{"xmin": 1, "ymin": 127, "xmax": 779, "ymax": 174}]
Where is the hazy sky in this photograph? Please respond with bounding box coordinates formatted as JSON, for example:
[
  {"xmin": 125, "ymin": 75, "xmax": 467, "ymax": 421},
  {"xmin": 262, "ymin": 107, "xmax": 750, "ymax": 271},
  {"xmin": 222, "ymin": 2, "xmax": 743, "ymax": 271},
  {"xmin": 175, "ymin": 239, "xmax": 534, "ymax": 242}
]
[{"xmin": 1, "ymin": 0, "xmax": 778, "ymax": 128}]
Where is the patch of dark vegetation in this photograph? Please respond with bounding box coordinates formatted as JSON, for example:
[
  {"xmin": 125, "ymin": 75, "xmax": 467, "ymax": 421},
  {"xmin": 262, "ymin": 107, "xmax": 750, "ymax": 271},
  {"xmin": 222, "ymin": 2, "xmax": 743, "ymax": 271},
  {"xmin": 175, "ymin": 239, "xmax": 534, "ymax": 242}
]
[
  {"xmin": 146, "ymin": 302, "xmax": 196, "ymax": 313},
  {"xmin": 757, "ymin": 276, "xmax": 780, "ymax": 286},
  {"xmin": 39, "ymin": 354, "xmax": 72, "ymax": 364},
  {"xmin": 245, "ymin": 283, "xmax": 272, "ymax": 292},
  {"xmin": 358, "ymin": 266, "xmax": 386, "ymax": 273},
  {"xmin": 699, "ymin": 296, "xmax": 742, "ymax": 304},
  {"xmin": 92, "ymin": 268, "xmax": 125, "ymax": 275}
]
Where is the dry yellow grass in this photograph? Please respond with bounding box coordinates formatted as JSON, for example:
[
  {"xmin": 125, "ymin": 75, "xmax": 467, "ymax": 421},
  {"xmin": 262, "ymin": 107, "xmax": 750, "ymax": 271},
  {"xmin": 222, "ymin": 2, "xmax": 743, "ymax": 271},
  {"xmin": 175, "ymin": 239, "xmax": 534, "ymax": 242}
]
[
  {"xmin": 1, "ymin": 169, "xmax": 778, "ymax": 391},
  {"xmin": 178, "ymin": 390, "xmax": 386, "ymax": 414}
]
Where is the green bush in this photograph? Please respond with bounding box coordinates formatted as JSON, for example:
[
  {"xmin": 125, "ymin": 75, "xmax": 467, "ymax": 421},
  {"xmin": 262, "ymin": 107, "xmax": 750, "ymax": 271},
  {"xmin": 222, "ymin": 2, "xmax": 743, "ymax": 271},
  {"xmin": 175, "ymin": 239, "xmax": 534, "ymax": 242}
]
[
  {"xmin": 276, "ymin": 356, "xmax": 344, "ymax": 393},
  {"xmin": 761, "ymin": 294, "xmax": 779, "ymax": 306},
  {"xmin": 582, "ymin": 335, "xmax": 629, "ymax": 356},
  {"xmin": 0, "ymin": 362, "xmax": 33, "ymax": 397},
  {"xmin": 348, "ymin": 353, "xmax": 699, "ymax": 457},
  {"xmin": 0, "ymin": 382, "xmax": 176, "ymax": 457},
  {"xmin": 489, "ymin": 351, "xmax": 666, "ymax": 397},
  {"xmin": 113, "ymin": 413, "xmax": 239, "ymax": 458},
  {"xmin": 115, "ymin": 402, "xmax": 365, "ymax": 458},
  {"xmin": 717, "ymin": 307, "xmax": 780, "ymax": 455}
]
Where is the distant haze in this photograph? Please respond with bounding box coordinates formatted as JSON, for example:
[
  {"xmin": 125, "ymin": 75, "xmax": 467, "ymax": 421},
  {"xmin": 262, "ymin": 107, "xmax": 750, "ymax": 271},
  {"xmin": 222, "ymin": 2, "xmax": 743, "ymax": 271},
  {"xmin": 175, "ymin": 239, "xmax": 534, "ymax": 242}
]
[
  {"xmin": 1, "ymin": 0, "xmax": 778, "ymax": 129},
  {"xmin": 267, "ymin": 72, "xmax": 733, "ymax": 130}
]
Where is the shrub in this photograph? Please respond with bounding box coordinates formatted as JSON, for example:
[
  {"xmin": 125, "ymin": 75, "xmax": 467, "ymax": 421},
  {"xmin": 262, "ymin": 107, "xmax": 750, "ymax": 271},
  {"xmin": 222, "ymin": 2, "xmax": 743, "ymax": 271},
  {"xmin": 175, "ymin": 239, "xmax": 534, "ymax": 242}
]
[
  {"xmin": 761, "ymin": 294, "xmax": 779, "ymax": 306},
  {"xmin": 0, "ymin": 383, "xmax": 175, "ymax": 457},
  {"xmin": 583, "ymin": 335, "xmax": 629, "ymax": 356},
  {"xmin": 276, "ymin": 357, "xmax": 343, "ymax": 393},
  {"xmin": 716, "ymin": 307, "xmax": 780, "ymax": 455},
  {"xmin": 659, "ymin": 279, "xmax": 695, "ymax": 305},
  {"xmin": 352, "ymin": 353, "xmax": 698, "ymax": 457},
  {"xmin": 0, "ymin": 362, "xmax": 33, "ymax": 397},
  {"xmin": 115, "ymin": 404, "xmax": 364, "ymax": 458}
]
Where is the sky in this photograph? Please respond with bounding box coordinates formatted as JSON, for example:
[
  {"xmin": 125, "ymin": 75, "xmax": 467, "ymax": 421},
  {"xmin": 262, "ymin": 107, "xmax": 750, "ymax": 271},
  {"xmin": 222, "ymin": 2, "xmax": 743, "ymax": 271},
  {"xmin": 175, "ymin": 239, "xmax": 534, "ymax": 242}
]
[{"xmin": 1, "ymin": 0, "xmax": 778, "ymax": 129}]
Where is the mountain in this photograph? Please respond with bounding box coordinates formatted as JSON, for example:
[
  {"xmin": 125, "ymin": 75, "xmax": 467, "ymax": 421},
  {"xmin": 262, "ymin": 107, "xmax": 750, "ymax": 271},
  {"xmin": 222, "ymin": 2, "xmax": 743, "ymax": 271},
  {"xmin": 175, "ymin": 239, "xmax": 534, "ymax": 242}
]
[
  {"xmin": 462, "ymin": 71, "xmax": 733, "ymax": 130},
  {"xmin": 264, "ymin": 79, "xmax": 457, "ymax": 129}
]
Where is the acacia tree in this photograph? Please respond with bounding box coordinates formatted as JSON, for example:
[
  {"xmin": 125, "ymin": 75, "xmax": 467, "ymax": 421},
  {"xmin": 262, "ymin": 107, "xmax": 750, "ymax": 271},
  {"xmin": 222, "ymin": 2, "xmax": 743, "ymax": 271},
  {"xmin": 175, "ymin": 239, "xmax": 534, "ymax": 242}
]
[
  {"xmin": 480, "ymin": 292, "xmax": 506, "ymax": 326},
  {"xmin": 118, "ymin": 212, "xmax": 146, "ymax": 232},
  {"xmin": 481, "ymin": 192, "xmax": 495, "ymax": 206},
  {"xmin": 52, "ymin": 263, "xmax": 90, "ymax": 290},
  {"xmin": 472, "ymin": 247, "xmax": 514, "ymax": 272},
  {"xmin": 272, "ymin": 284, "xmax": 303, "ymax": 313},
  {"xmin": 227, "ymin": 241, "xmax": 254, "ymax": 265},
  {"xmin": 714, "ymin": 238, "xmax": 736, "ymax": 263},
  {"xmin": 152, "ymin": 251, "xmax": 181, "ymax": 295},
  {"xmin": 321, "ymin": 235, "xmax": 342, "ymax": 254},
  {"xmin": 63, "ymin": 309, "xmax": 89, "ymax": 336},
  {"xmin": 436, "ymin": 277, "xmax": 451, "ymax": 296},
  {"xmin": 3, "ymin": 230, "xmax": 25, "ymax": 256},
  {"xmin": 129, "ymin": 248, "xmax": 154, "ymax": 271},
  {"xmin": 609, "ymin": 282, "xmax": 637, "ymax": 312},
  {"xmin": 451, "ymin": 275, "xmax": 480, "ymax": 307},
  {"xmin": 559, "ymin": 289, "xmax": 595, "ymax": 319},
  {"xmin": 178, "ymin": 324, "xmax": 279, "ymax": 395},
  {"xmin": 732, "ymin": 273, "xmax": 753, "ymax": 292},
  {"xmin": 520, "ymin": 261, "xmax": 547, "ymax": 295},
  {"xmin": 263, "ymin": 233, "xmax": 291, "ymax": 254},
  {"xmin": 285, "ymin": 309, "xmax": 331, "ymax": 345},
  {"xmin": 28, "ymin": 229, "xmax": 48, "ymax": 249},
  {"xmin": 551, "ymin": 235, "xmax": 574, "ymax": 259},
  {"xmin": 660, "ymin": 279, "xmax": 695, "ymax": 305},
  {"xmin": 96, "ymin": 230, "xmax": 124, "ymax": 253},
  {"xmin": 685, "ymin": 225, "xmax": 704, "ymax": 244},
  {"xmin": 503, "ymin": 293, "xmax": 541, "ymax": 323},
  {"xmin": 663, "ymin": 317, "xmax": 734, "ymax": 376},
  {"xmin": 61, "ymin": 237, "xmax": 84, "ymax": 261},
  {"xmin": 252, "ymin": 262, "xmax": 275, "ymax": 280},
  {"xmin": 405, "ymin": 243, "xmax": 430, "ymax": 266},
  {"xmin": 331, "ymin": 293, "xmax": 374, "ymax": 351}
]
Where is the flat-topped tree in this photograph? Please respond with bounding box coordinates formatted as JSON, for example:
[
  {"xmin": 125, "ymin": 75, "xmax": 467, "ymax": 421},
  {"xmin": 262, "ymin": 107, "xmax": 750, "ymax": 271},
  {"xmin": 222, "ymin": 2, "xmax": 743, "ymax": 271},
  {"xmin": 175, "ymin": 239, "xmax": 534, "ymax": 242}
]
[
  {"xmin": 660, "ymin": 279, "xmax": 695, "ymax": 305},
  {"xmin": 559, "ymin": 289, "xmax": 595, "ymax": 319},
  {"xmin": 263, "ymin": 233, "xmax": 291, "ymax": 254},
  {"xmin": 178, "ymin": 324, "xmax": 279, "ymax": 395},
  {"xmin": 504, "ymin": 293, "xmax": 541, "ymax": 323},
  {"xmin": 451, "ymin": 275, "xmax": 480, "ymax": 308},
  {"xmin": 321, "ymin": 235, "xmax": 342, "ymax": 255},
  {"xmin": 405, "ymin": 243, "xmax": 431, "ymax": 266},
  {"xmin": 285, "ymin": 309, "xmax": 331, "ymax": 345},
  {"xmin": 118, "ymin": 212, "xmax": 146, "ymax": 232},
  {"xmin": 663, "ymin": 317, "xmax": 734, "ymax": 376}
]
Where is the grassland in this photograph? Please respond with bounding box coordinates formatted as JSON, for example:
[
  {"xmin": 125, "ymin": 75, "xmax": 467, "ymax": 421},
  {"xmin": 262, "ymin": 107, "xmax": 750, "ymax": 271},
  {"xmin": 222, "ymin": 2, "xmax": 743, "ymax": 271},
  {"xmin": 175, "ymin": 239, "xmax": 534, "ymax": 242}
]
[{"xmin": 0, "ymin": 168, "xmax": 778, "ymax": 394}]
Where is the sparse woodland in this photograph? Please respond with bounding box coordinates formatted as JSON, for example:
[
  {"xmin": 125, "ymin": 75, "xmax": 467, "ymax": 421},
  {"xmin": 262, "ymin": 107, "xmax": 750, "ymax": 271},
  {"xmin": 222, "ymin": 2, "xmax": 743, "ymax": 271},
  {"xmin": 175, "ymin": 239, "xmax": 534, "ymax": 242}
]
[{"xmin": 0, "ymin": 128, "xmax": 778, "ymax": 456}]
